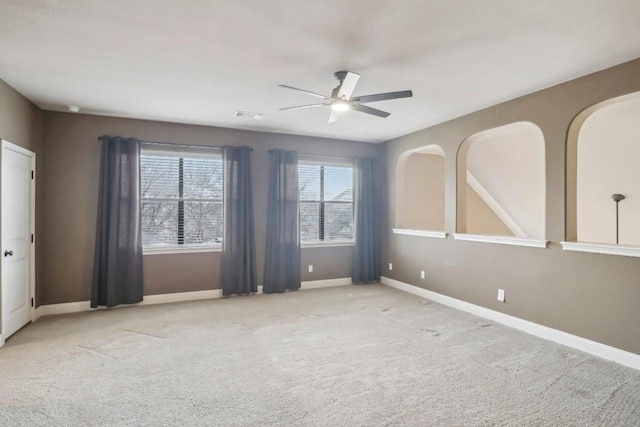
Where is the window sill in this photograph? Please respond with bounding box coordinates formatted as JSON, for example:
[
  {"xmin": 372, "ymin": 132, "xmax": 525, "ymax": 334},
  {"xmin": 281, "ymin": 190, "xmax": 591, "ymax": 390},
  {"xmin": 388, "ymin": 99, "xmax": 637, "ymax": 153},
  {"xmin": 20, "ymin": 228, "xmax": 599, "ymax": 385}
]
[
  {"xmin": 143, "ymin": 246, "xmax": 222, "ymax": 255},
  {"xmin": 392, "ymin": 228, "xmax": 447, "ymax": 239},
  {"xmin": 452, "ymin": 234, "xmax": 548, "ymax": 248},
  {"xmin": 301, "ymin": 241, "xmax": 354, "ymax": 249},
  {"xmin": 560, "ymin": 241, "xmax": 640, "ymax": 258}
]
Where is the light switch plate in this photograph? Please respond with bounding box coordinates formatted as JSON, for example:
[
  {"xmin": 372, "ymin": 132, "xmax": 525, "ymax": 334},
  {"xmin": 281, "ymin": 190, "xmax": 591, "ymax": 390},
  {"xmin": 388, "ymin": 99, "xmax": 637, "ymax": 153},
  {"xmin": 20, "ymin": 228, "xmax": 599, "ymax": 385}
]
[
  {"xmin": 308, "ymin": 265, "xmax": 313, "ymax": 273},
  {"xmin": 420, "ymin": 270, "xmax": 425, "ymax": 279},
  {"xmin": 389, "ymin": 263, "xmax": 393, "ymax": 271},
  {"xmin": 497, "ymin": 289, "xmax": 505, "ymax": 302}
]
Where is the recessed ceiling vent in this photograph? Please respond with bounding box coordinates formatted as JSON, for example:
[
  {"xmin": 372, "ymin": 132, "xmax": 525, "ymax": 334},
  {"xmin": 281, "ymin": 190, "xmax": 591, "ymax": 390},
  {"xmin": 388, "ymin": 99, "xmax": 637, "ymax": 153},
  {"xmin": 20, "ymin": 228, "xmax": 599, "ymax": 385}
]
[{"xmin": 234, "ymin": 110, "xmax": 265, "ymax": 120}]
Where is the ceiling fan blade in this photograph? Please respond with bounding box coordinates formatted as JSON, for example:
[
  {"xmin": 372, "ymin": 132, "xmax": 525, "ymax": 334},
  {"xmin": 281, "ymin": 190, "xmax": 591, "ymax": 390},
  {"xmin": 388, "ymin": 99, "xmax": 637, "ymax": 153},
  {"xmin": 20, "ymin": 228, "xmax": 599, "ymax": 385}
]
[
  {"xmin": 278, "ymin": 85, "xmax": 332, "ymax": 100},
  {"xmin": 352, "ymin": 90, "xmax": 413, "ymax": 104},
  {"xmin": 351, "ymin": 104, "xmax": 391, "ymax": 118},
  {"xmin": 280, "ymin": 103, "xmax": 329, "ymax": 111},
  {"xmin": 336, "ymin": 71, "xmax": 360, "ymax": 100},
  {"xmin": 328, "ymin": 109, "xmax": 339, "ymax": 123}
]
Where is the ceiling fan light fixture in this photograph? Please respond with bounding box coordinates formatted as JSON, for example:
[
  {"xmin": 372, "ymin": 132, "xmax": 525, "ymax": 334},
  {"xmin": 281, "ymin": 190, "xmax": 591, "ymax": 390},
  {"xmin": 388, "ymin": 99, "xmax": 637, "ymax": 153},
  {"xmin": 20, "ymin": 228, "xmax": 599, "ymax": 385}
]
[
  {"xmin": 331, "ymin": 101, "xmax": 350, "ymax": 112},
  {"xmin": 278, "ymin": 71, "xmax": 412, "ymax": 122}
]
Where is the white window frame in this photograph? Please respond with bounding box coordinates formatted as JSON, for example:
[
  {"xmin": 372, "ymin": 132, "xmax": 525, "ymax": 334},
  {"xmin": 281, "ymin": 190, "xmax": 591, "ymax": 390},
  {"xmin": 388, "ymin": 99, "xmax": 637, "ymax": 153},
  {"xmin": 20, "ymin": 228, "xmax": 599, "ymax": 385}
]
[
  {"xmin": 298, "ymin": 157, "xmax": 354, "ymax": 247},
  {"xmin": 140, "ymin": 146, "xmax": 223, "ymax": 255}
]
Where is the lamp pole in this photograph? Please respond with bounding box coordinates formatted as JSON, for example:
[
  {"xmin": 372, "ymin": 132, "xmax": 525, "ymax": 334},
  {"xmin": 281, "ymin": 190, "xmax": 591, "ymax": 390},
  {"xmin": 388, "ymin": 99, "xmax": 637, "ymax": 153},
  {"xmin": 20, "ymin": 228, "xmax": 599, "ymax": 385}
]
[{"xmin": 611, "ymin": 194, "xmax": 626, "ymax": 244}]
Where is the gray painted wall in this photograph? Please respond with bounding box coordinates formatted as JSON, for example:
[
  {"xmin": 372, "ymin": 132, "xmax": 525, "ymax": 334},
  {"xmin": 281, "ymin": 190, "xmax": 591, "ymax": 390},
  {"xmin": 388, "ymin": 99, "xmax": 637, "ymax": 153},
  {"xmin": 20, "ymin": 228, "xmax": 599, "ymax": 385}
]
[
  {"xmin": 5, "ymin": 56, "xmax": 640, "ymax": 358},
  {"xmin": 383, "ymin": 58, "xmax": 640, "ymax": 355},
  {"xmin": 41, "ymin": 112, "xmax": 380, "ymax": 304},
  {"xmin": 0, "ymin": 79, "xmax": 43, "ymax": 305}
]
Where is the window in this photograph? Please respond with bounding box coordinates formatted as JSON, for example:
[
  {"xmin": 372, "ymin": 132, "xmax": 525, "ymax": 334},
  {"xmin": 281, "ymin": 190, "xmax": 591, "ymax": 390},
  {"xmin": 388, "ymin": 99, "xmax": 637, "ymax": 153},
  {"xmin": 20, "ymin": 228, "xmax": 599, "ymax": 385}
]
[
  {"xmin": 298, "ymin": 160, "xmax": 354, "ymax": 243},
  {"xmin": 140, "ymin": 146, "xmax": 223, "ymax": 251}
]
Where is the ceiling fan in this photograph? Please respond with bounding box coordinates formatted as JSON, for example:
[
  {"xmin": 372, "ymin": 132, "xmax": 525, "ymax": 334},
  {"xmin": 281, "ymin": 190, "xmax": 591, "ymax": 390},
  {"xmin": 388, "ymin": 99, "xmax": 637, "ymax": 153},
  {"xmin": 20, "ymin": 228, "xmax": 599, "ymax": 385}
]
[{"xmin": 278, "ymin": 71, "xmax": 413, "ymax": 123}]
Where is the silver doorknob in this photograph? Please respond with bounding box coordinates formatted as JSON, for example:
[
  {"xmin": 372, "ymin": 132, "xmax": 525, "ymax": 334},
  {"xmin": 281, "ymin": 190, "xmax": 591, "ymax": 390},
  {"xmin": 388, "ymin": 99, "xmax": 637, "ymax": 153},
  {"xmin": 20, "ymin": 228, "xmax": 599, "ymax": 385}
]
[{"xmin": 4, "ymin": 250, "xmax": 13, "ymax": 257}]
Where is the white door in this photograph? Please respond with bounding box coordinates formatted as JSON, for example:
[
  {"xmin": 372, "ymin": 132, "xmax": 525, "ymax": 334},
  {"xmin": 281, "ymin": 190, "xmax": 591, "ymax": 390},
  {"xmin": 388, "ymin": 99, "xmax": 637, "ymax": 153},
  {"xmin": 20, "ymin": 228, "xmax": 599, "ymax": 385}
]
[{"xmin": 1, "ymin": 140, "xmax": 34, "ymax": 340}]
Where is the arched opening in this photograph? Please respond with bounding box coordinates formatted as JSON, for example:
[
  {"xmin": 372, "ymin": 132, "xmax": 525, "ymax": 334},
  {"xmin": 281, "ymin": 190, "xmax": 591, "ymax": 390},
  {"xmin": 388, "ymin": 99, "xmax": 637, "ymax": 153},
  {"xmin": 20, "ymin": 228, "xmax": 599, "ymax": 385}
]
[
  {"xmin": 457, "ymin": 122, "xmax": 546, "ymax": 239},
  {"xmin": 567, "ymin": 91, "xmax": 640, "ymax": 245},
  {"xmin": 395, "ymin": 145, "xmax": 445, "ymax": 232}
]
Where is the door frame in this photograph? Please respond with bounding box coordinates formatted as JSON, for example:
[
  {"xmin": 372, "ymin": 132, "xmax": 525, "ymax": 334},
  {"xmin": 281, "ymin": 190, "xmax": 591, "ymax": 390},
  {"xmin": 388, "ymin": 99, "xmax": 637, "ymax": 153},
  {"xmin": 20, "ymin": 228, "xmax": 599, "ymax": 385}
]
[{"xmin": 0, "ymin": 139, "xmax": 36, "ymax": 347}]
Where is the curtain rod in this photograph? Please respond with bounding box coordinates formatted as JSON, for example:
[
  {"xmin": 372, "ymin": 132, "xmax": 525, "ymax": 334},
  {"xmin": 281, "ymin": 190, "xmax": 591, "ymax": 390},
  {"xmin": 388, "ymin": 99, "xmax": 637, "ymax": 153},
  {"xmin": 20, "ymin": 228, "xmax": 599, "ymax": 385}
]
[
  {"xmin": 97, "ymin": 136, "xmax": 252, "ymax": 151},
  {"xmin": 269, "ymin": 150, "xmax": 353, "ymax": 161}
]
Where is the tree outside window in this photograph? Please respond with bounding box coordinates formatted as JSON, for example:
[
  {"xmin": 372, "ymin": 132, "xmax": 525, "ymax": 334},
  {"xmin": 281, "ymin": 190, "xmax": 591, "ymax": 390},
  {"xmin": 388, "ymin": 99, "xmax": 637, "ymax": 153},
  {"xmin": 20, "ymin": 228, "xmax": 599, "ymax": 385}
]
[
  {"xmin": 299, "ymin": 162, "xmax": 353, "ymax": 243},
  {"xmin": 140, "ymin": 150, "xmax": 223, "ymax": 249}
]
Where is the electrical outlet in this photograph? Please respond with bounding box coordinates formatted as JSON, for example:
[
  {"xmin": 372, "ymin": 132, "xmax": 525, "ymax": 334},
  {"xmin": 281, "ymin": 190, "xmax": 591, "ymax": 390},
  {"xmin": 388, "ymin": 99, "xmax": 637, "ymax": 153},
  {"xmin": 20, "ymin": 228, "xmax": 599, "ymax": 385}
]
[
  {"xmin": 388, "ymin": 263, "xmax": 393, "ymax": 271},
  {"xmin": 308, "ymin": 265, "xmax": 313, "ymax": 273},
  {"xmin": 497, "ymin": 289, "xmax": 505, "ymax": 302},
  {"xmin": 420, "ymin": 270, "xmax": 425, "ymax": 279}
]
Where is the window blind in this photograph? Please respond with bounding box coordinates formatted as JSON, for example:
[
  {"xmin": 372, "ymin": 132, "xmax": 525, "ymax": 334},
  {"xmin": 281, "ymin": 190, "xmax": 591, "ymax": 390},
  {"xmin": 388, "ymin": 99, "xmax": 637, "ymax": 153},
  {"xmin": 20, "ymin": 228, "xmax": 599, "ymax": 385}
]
[
  {"xmin": 298, "ymin": 161, "xmax": 354, "ymax": 242},
  {"xmin": 140, "ymin": 149, "xmax": 223, "ymax": 248}
]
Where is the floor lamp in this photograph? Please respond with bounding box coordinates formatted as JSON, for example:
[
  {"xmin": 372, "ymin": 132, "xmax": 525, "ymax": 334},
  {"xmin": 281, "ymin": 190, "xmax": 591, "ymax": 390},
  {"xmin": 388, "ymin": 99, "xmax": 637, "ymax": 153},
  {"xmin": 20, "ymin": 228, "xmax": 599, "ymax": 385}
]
[{"xmin": 611, "ymin": 193, "xmax": 625, "ymax": 244}]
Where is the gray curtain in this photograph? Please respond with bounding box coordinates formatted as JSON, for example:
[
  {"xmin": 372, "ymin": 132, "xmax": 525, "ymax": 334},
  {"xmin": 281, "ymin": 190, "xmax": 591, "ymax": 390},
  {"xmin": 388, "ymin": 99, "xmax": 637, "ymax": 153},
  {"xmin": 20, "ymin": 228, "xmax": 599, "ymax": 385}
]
[
  {"xmin": 91, "ymin": 136, "xmax": 144, "ymax": 307},
  {"xmin": 221, "ymin": 146, "xmax": 257, "ymax": 296},
  {"xmin": 263, "ymin": 150, "xmax": 301, "ymax": 293},
  {"xmin": 352, "ymin": 157, "xmax": 381, "ymax": 283}
]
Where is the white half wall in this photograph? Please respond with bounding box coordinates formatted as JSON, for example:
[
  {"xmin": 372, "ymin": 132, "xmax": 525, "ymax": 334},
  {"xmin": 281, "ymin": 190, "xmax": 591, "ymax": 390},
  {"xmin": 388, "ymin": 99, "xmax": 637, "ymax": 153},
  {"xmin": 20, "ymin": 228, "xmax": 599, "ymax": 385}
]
[
  {"xmin": 577, "ymin": 94, "xmax": 640, "ymax": 245},
  {"xmin": 395, "ymin": 145, "xmax": 445, "ymax": 231},
  {"xmin": 464, "ymin": 122, "xmax": 545, "ymax": 239}
]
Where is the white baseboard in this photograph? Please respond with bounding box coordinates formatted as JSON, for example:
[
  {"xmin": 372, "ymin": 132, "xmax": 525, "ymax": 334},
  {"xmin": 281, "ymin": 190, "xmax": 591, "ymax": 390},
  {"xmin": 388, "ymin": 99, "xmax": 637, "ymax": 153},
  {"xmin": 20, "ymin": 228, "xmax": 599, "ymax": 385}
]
[
  {"xmin": 36, "ymin": 301, "xmax": 89, "ymax": 318},
  {"xmin": 34, "ymin": 278, "xmax": 352, "ymax": 320},
  {"xmin": 35, "ymin": 289, "xmax": 223, "ymax": 318},
  {"xmin": 380, "ymin": 276, "xmax": 640, "ymax": 371},
  {"xmin": 257, "ymin": 277, "xmax": 351, "ymax": 293},
  {"xmin": 143, "ymin": 289, "xmax": 224, "ymax": 305},
  {"xmin": 301, "ymin": 277, "xmax": 352, "ymax": 289}
]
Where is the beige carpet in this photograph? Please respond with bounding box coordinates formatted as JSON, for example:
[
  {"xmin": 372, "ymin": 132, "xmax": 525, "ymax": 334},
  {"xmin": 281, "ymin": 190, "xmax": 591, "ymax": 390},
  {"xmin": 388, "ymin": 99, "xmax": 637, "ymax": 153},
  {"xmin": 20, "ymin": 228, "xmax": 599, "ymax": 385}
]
[{"xmin": 1, "ymin": 284, "xmax": 639, "ymax": 426}]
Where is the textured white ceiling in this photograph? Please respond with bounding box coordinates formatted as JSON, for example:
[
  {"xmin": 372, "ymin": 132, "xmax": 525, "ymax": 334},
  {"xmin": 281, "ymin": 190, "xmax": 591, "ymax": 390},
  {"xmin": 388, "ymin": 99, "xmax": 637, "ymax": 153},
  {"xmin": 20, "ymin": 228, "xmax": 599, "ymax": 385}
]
[{"xmin": 1, "ymin": 0, "xmax": 639, "ymax": 143}]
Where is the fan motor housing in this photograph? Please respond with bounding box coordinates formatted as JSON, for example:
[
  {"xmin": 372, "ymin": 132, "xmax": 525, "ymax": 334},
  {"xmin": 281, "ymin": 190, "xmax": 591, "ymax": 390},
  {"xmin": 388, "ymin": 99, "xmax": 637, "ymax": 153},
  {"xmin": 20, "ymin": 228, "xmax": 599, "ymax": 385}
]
[{"xmin": 334, "ymin": 71, "xmax": 349, "ymax": 82}]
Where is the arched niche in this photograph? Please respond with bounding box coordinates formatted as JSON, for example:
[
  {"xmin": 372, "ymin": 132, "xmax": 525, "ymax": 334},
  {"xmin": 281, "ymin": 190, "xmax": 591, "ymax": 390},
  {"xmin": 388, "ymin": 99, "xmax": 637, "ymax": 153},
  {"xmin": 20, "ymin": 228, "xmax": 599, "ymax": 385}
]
[
  {"xmin": 457, "ymin": 122, "xmax": 546, "ymax": 239},
  {"xmin": 567, "ymin": 91, "xmax": 640, "ymax": 245},
  {"xmin": 395, "ymin": 145, "xmax": 445, "ymax": 231}
]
